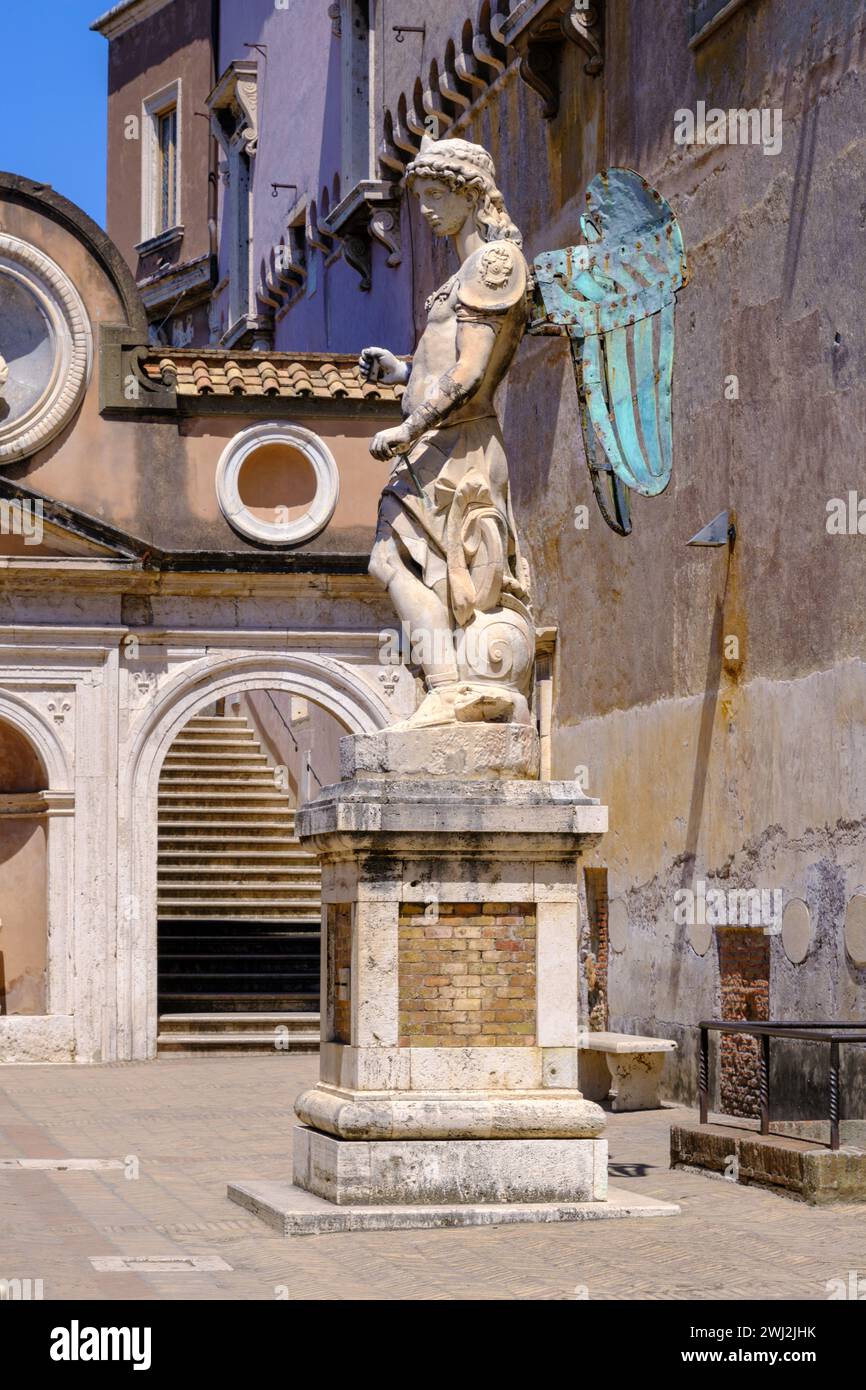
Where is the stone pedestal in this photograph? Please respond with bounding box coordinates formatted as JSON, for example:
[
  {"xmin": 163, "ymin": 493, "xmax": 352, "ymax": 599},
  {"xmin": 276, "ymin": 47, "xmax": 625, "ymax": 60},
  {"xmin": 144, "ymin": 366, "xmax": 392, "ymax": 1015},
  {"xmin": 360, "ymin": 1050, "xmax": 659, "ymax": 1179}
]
[{"xmin": 228, "ymin": 727, "xmax": 679, "ymax": 1231}]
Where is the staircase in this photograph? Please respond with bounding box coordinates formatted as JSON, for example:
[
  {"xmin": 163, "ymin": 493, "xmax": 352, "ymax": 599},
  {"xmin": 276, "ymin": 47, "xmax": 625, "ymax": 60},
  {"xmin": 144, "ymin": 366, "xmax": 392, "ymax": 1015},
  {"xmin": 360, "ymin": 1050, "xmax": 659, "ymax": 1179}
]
[{"xmin": 156, "ymin": 713, "xmax": 321, "ymax": 1054}]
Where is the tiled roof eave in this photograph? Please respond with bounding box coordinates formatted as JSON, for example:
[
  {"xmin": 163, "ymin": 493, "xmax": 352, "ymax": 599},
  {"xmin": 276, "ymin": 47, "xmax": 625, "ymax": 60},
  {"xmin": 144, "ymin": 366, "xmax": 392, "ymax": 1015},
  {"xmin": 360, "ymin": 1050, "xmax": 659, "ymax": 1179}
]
[{"xmin": 139, "ymin": 348, "xmax": 406, "ymax": 408}]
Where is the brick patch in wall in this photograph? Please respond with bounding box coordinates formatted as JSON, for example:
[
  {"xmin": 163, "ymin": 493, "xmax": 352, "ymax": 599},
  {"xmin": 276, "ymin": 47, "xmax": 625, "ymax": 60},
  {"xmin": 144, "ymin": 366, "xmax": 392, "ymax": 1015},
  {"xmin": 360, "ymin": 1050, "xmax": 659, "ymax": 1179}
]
[
  {"xmin": 718, "ymin": 927, "xmax": 770, "ymax": 1119},
  {"xmin": 398, "ymin": 901, "xmax": 536, "ymax": 1047},
  {"xmin": 584, "ymin": 867, "xmax": 609, "ymax": 1031}
]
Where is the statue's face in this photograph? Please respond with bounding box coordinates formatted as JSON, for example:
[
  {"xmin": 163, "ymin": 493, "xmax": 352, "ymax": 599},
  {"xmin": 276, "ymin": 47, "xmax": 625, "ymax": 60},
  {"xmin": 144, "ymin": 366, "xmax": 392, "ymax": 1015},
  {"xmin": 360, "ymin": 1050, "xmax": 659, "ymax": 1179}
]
[{"xmin": 413, "ymin": 177, "xmax": 474, "ymax": 237}]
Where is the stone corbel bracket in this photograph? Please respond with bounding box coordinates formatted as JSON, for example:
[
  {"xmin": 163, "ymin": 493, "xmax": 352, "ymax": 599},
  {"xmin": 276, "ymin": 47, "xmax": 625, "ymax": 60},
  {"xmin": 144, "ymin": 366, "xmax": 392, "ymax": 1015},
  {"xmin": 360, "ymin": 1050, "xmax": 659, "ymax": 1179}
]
[
  {"xmin": 98, "ymin": 325, "xmax": 177, "ymax": 415},
  {"xmin": 208, "ymin": 60, "xmax": 259, "ymax": 158},
  {"xmin": 321, "ymin": 180, "xmax": 402, "ymax": 292},
  {"xmin": 501, "ymin": 0, "xmax": 603, "ymax": 120}
]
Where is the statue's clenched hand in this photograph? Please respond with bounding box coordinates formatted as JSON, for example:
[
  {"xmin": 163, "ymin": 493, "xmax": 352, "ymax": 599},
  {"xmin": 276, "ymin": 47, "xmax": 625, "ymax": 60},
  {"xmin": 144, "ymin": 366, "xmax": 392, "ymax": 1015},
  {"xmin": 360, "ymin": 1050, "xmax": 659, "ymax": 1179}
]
[
  {"xmin": 358, "ymin": 347, "xmax": 410, "ymax": 386},
  {"xmin": 370, "ymin": 423, "xmax": 414, "ymax": 462}
]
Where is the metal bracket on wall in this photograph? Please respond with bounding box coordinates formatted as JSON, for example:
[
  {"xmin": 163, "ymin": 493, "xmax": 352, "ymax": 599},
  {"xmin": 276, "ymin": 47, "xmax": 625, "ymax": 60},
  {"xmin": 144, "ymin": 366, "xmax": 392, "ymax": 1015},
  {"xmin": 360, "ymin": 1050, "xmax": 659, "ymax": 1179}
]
[
  {"xmin": 392, "ymin": 25, "xmax": 426, "ymax": 44},
  {"xmin": 686, "ymin": 511, "xmax": 736, "ymax": 547}
]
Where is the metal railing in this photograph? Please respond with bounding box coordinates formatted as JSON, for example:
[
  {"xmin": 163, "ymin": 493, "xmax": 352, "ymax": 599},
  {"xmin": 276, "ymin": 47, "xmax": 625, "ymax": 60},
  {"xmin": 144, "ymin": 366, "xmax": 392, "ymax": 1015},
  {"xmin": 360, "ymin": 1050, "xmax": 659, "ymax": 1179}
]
[{"xmin": 698, "ymin": 1020, "xmax": 866, "ymax": 1151}]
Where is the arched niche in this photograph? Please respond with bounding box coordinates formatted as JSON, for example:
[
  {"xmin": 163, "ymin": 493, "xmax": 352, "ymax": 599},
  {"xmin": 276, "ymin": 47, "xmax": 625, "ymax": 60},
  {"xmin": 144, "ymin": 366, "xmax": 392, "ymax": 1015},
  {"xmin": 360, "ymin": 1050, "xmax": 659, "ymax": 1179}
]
[{"xmin": 0, "ymin": 717, "xmax": 49, "ymax": 1015}]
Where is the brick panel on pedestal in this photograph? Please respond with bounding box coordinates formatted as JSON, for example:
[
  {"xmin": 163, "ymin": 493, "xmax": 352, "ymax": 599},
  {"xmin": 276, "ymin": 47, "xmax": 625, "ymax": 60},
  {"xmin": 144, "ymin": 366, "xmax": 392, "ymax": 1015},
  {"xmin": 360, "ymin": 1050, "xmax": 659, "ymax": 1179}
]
[
  {"xmin": 398, "ymin": 902, "xmax": 537, "ymax": 1047},
  {"xmin": 327, "ymin": 903, "xmax": 352, "ymax": 1044}
]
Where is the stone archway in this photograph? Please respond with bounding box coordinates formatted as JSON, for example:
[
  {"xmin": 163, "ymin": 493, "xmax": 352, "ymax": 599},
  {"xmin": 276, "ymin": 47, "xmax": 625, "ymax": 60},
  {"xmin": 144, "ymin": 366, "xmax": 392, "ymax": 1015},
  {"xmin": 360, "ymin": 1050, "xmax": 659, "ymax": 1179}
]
[
  {"xmin": 117, "ymin": 653, "xmax": 390, "ymax": 1060},
  {"xmin": 0, "ymin": 693, "xmax": 74, "ymax": 1060}
]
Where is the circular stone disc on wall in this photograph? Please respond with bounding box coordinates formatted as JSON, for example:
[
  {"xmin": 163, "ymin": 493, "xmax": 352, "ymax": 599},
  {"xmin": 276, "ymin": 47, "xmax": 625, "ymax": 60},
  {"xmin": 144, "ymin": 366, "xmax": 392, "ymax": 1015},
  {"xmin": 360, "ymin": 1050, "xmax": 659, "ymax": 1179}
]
[
  {"xmin": 686, "ymin": 910, "xmax": 713, "ymax": 957},
  {"xmin": 0, "ymin": 233, "xmax": 92, "ymax": 466},
  {"xmin": 608, "ymin": 898, "xmax": 628, "ymax": 954},
  {"xmin": 781, "ymin": 898, "xmax": 811, "ymax": 964},
  {"xmin": 844, "ymin": 893, "xmax": 866, "ymax": 967}
]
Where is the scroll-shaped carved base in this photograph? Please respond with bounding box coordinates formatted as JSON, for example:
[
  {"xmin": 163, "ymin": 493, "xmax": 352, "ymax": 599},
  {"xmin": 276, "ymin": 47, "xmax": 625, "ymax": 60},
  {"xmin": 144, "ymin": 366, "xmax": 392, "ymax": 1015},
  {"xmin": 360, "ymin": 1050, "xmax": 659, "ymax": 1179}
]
[
  {"xmin": 342, "ymin": 233, "xmax": 371, "ymax": 292},
  {"xmin": 520, "ymin": 42, "xmax": 561, "ymax": 121}
]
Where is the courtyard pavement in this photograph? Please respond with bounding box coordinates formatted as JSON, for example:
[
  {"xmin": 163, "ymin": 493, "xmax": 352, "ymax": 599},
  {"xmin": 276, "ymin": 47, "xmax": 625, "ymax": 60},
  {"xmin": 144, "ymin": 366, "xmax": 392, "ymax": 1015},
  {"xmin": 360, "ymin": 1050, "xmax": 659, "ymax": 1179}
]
[{"xmin": 1, "ymin": 1055, "xmax": 864, "ymax": 1301}]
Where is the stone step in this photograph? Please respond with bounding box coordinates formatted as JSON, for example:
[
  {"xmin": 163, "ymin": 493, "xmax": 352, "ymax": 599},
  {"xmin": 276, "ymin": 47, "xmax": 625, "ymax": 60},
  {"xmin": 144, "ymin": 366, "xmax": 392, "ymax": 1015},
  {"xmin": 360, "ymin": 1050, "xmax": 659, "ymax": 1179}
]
[
  {"xmin": 159, "ymin": 1013, "xmax": 319, "ymax": 1031},
  {"xmin": 170, "ymin": 733, "xmax": 258, "ymax": 745},
  {"xmin": 158, "ymin": 848, "xmax": 315, "ymax": 860},
  {"xmin": 159, "ymin": 930, "xmax": 320, "ymax": 939},
  {"xmin": 158, "ymin": 957, "xmax": 319, "ymax": 972},
  {"xmin": 158, "ymin": 882, "xmax": 320, "ymax": 896},
  {"xmin": 162, "ymin": 756, "xmax": 271, "ymax": 767},
  {"xmin": 158, "ymin": 817, "xmax": 296, "ymax": 830},
  {"xmin": 155, "ymin": 911, "xmax": 318, "ymax": 922},
  {"xmin": 158, "ymin": 942, "xmax": 319, "ymax": 958},
  {"xmin": 157, "ymin": 884, "xmax": 319, "ymax": 895},
  {"xmin": 162, "ymin": 764, "xmax": 274, "ymax": 778},
  {"xmin": 158, "ymin": 818, "xmax": 298, "ymax": 831},
  {"xmin": 157, "ymin": 991, "xmax": 319, "ymax": 1010},
  {"xmin": 160, "ymin": 779, "xmax": 282, "ymax": 791},
  {"xmin": 158, "ymin": 892, "xmax": 322, "ymax": 906},
  {"xmin": 157, "ymin": 810, "xmax": 296, "ymax": 824},
  {"xmin": 156, "ymin": 1034, "xmax": 319, "ymax": 1055},
  {"xmin": 185, "ymin": 717, "xmax": 249, "ymax": 728},
  {"xmin": 157, "ymin": 897, "xmax": 321, "ymax": 910},
  {"xmin": 158, "ymin": 973, "xmax": 317, "ymax": 987},
  {"xmin": 157, "ymin": 861, "xmax": 319, "ymax": 872},
  {"xmin": 158, "ymin": 790, "xmax": 294, "ymax": 803}
]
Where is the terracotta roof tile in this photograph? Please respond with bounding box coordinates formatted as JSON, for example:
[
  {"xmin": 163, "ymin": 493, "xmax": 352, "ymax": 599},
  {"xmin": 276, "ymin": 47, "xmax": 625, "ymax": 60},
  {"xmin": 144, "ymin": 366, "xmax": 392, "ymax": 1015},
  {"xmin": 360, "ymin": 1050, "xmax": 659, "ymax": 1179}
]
[{"xmin": 140, "ymin": 349, "xmax": 404, "ymax": 404}]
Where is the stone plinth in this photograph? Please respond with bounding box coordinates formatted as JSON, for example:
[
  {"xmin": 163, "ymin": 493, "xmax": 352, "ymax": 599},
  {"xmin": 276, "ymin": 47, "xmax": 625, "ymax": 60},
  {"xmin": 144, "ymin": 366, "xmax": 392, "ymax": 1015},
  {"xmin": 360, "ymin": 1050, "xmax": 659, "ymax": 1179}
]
[
  {"xmin": 228, "ymin": 727, "xmax": 678, "ymax": 1229},
  {"xmin": 672, "ymin": 1122, "xmax": 866, "ymax": 1204}
]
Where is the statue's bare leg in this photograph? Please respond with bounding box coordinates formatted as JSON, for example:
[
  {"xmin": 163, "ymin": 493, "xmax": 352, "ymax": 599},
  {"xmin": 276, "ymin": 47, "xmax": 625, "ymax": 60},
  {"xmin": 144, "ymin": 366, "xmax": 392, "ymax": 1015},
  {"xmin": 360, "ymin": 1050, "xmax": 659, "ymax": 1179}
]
[{"xmin": 370, "ymin": 535, "xmax": 461, "ymax": 725}]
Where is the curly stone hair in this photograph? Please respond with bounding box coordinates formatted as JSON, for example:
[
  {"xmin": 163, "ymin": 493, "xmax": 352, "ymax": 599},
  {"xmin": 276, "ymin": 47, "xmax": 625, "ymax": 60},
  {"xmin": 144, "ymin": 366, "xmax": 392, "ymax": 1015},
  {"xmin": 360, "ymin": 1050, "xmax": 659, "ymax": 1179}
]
[{"xmin": 405, "ymin": 136, "xmax": 523, "ymax": 247}]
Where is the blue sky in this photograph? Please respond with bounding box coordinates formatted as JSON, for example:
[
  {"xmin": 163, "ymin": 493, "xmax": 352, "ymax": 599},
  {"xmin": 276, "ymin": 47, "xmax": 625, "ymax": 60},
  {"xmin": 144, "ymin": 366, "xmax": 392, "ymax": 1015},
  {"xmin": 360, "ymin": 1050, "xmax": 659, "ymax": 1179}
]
[{"xmin": 0, "ymin": 0, "xmax": 108, "ymax": 227}]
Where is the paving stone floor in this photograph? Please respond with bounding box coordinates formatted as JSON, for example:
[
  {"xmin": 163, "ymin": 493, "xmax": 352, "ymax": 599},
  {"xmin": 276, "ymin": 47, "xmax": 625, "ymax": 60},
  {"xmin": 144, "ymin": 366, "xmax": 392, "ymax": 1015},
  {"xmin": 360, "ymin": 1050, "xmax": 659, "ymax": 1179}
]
[{"xmin": 1, "ymin": 1055, "xmax": 864, "ymax": 1301}]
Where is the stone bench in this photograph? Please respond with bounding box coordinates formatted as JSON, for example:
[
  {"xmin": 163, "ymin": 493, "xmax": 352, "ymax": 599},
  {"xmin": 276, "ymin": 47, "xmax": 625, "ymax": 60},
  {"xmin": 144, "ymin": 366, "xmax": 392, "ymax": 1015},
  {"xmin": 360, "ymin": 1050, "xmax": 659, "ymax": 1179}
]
[{"xmin": 578, "ymin": 1032, "xmax": 677, "ymax": 1111}]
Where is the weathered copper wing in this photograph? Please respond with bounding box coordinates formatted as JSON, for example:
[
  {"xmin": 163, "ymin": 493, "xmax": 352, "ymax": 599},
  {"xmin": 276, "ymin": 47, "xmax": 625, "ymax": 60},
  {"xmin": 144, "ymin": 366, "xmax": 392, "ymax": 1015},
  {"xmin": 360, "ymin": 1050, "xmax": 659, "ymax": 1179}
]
[{"xmin": 532, "ymin": 168, "xmax": 688, "ymax": 535}]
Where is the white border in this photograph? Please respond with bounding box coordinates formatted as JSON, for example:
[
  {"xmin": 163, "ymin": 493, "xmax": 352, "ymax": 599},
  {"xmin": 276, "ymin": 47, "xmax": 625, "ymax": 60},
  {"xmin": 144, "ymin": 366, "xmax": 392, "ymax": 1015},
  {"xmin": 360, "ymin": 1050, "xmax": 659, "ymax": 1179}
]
[
  {"xmin": 0, "ymin": 235, "xmax": 93, "ymax": 466},
  {"xmin": 215, "ymin": 421, "xmax": 340, "ymax": 546}
]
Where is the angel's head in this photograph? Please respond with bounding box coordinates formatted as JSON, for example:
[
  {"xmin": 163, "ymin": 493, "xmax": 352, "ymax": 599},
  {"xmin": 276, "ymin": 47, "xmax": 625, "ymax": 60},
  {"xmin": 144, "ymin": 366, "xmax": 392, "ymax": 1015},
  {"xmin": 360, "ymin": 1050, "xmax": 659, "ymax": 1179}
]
[{"xmin": 405, "ymin": 136, "xmax": 522, "ymax": 247}]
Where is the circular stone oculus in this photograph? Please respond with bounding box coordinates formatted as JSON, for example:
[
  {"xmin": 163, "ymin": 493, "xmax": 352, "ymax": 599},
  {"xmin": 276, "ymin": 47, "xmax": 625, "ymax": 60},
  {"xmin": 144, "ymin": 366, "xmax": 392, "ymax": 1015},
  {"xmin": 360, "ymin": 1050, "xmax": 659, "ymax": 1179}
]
[{"xmin": 215, "ymin": 421, "xmax": 340, "ymax": 546}]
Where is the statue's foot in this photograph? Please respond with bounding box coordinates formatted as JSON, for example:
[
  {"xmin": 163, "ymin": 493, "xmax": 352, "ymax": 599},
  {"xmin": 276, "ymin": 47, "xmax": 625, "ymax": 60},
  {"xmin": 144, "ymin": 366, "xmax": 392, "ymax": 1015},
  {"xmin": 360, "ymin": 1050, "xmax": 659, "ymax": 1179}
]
[
  {"xmin": 388, "ymin": 685, "xmax": 459, "ymax": 730},
  {"xmin": 453, "ymin": 684, "xmax": 531, "ymax": 726},
  {"xmin": 390, "ymin": 683, "xmax": 532, "ymax": 731}
]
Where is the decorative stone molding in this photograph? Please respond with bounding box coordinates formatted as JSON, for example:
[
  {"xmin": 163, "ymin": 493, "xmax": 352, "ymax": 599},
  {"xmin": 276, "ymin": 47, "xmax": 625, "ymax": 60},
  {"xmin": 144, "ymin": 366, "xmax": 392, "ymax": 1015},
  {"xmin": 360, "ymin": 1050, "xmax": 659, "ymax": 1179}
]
[
  {"xmin": 208, "ymin": 61, "xmax": 259, "ymax": 157},
  {"xmin": 215, "ymin": 421, "xmax": 340, "ymax": 546},
  {"xmin": 500, "ymin": 0, "xmax": 603, "ymax": 119},
  {"xmin": 0, "ymin": 234, "xmax": 93, "ymax": 466},
  {"xmin": 322, "ymin": 180, "xmax": 402, "ymax": 291}
]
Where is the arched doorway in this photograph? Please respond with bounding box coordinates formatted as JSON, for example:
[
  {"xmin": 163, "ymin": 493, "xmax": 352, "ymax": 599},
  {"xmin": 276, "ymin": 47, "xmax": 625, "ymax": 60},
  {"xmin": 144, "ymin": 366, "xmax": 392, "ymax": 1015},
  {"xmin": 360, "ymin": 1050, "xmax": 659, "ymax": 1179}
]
[
  {"xmin": 119, "ymin": 652, "xmax": 391, "ymax": 1060},
  {"xmin": 0, "ymin": 718, "xmax": 49, "ymax": 1015},
  {"xmin": 155, "ymin": 688, "xmax": 349, "ymax": 1051}
]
